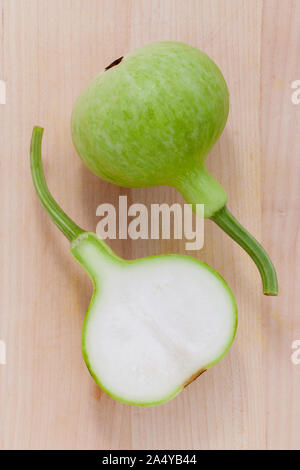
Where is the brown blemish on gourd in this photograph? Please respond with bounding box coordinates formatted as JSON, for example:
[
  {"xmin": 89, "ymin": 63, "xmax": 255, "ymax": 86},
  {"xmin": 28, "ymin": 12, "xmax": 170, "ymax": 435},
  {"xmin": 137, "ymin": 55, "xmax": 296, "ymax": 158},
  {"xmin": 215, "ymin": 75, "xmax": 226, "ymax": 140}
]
[
  {"xmin": 105, "ymin": 56, "xmax": 124, "ymax": 70},
  {"xmin": 183, "ymin": 369, "xmax": 207, "ymax": 388}
]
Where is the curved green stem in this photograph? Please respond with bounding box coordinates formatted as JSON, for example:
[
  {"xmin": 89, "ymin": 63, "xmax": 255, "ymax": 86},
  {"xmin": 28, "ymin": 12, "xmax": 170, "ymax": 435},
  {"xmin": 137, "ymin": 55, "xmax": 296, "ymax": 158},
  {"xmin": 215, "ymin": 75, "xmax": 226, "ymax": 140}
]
[
  {"xmin": 211, "ymin": 206, "xmax": 278, "ymax": 296},
  {"xmin": 30, "ymin": 126, "xmax": 85, "ymax": 242}
]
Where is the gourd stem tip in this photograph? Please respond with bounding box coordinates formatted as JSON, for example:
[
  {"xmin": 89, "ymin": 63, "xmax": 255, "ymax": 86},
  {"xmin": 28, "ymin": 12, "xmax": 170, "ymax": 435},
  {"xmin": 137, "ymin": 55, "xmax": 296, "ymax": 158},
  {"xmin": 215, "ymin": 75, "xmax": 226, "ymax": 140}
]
[{"xmin": 212, "ymin": 206, "xmax": 278, "ymax": 296}]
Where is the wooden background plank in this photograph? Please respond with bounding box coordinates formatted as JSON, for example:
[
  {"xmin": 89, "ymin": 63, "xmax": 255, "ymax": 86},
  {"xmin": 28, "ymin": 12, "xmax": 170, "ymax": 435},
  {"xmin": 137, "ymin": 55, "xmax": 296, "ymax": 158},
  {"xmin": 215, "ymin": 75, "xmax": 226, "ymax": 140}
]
[
  {"xmin": 261, "ymin": 0, "xmax": 300, "ymax": 450},
  {"xmin": 0, "ymin": 0, "xmax": 299, "ymax": 449}
]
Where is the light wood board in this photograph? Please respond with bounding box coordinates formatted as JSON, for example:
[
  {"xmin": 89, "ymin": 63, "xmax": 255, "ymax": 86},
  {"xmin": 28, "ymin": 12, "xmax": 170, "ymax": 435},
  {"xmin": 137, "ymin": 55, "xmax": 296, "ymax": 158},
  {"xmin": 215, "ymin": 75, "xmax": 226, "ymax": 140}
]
[{"xmin": 0, "ymin": 0, "xmax": 299, "ymax": 450}]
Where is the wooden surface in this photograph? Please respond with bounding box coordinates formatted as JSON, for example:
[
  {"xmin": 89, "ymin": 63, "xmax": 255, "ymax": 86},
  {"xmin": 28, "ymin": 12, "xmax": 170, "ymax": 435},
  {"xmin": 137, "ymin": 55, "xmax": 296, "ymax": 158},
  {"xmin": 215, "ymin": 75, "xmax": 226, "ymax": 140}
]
[{"xmin": 0, "ymin": 0, "xmax": 299, "ymax": 450}]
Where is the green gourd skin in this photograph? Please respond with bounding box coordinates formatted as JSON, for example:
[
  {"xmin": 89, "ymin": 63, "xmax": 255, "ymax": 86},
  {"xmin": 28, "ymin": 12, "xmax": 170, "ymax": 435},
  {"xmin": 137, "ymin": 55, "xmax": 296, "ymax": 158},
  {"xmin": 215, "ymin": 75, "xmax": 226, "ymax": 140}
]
[
  {"xmin": 31, "ymin": 127, "xmax": 237, "ymax": 406},
  {"xmin": 71, "ymin": 42, "xmax": 228, "ymax": 214},
  {"xmin": 71, "ymin": 41, "xmax": 278, "ymax": 296}
]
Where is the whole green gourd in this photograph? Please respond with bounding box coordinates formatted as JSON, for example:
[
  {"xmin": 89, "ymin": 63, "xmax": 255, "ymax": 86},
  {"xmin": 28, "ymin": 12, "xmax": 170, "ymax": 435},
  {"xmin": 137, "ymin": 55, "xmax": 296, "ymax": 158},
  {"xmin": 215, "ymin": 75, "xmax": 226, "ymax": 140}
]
[{"xmin": 71, "ymin": 41, "xmax": 278, "ymax": 296}]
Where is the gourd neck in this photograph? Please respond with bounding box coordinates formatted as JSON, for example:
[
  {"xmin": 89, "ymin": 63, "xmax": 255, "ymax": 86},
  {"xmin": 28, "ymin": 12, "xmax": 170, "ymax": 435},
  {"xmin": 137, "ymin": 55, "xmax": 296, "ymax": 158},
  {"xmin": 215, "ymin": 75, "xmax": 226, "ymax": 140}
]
[
  {"xmin": 174, "ymin": 164, "xmax": 278, "ymax": 296},
  {"xmin": 30, "ymin": 126, "xmax": 121, "ymax": 281},
  {"xmin": 175, "ymin": 165, "xmax": 227, "ymax": 218},
  {"xmin": 70, "ymin": 232, "xmax": 123, "ymax": 281}
]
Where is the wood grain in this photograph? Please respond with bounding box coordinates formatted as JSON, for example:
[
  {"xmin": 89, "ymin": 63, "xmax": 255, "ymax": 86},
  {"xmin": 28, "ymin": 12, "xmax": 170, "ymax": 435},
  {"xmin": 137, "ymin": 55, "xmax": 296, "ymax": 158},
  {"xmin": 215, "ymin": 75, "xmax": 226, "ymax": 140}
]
[
  {"xmin": 0, "ymin": 0, "xmax": 299, "ymax": 449},
  {"xmin": 261, "ymin": 0, "xmax": 300, "ymax": 450}
]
